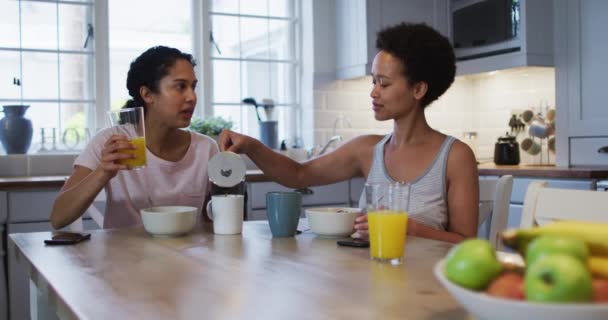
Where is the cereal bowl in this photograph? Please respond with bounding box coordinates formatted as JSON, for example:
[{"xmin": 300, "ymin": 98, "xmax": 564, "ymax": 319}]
[
  {"xmin": 141, "ymin": 206, "xmax": 198, "ymax": 237},
  {"xmin": 305, "ymin": 207, "xmax": 361, "ymax": 237}
]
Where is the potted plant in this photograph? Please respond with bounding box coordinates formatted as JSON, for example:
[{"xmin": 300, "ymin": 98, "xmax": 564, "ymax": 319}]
[{"xmin": 189, "ymin": 116, "xmax": 234, "ymax": 142}]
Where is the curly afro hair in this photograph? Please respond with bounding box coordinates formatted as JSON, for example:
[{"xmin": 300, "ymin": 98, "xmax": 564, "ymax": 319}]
[{"xmin": 376, "ymin": 23, "xmax": 455, "ymax": 108}]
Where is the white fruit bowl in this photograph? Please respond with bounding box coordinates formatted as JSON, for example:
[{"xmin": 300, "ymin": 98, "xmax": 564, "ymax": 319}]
[
  {"xmin": 141, "ymin": 206, "xmax": 198, "ymax": 237},
  {"xmin": 434, "ymin": 251, "xmax": 608, "ymax": 320},
  {"xmin": 305, "ymin": 207, "xmax": 361, "ymax": 237}
]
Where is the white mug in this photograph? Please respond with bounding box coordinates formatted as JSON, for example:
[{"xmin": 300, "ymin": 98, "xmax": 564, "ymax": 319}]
[{"xmin": 206, "ymin": 194, "xmax": 244, "ymax": 235}]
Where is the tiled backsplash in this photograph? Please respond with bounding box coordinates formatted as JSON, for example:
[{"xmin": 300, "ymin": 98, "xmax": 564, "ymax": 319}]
[{"xmin": 313, "ymin": 67, "xmax": 556, "ymax": 162}]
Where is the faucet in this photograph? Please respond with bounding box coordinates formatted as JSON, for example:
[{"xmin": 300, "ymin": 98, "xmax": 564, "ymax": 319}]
[{"xmin": 318, "ymin": 135, "xmax": 343, "ymax": 156}]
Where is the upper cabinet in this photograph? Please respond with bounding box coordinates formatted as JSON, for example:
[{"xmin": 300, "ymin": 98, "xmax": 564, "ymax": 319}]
[
  {"xmin": 555, "ymin": 0, "xmax": 608, "ymax": 167},
  {"xmin": 452, "ymin": 0, "xmax": 554, "ymax": 75},
  {"xmin": 335, "ymin": 0, "xmax": 449, "ymax": 80}
]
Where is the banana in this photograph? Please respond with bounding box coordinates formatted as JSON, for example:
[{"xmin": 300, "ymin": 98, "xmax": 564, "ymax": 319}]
[
  {"xmin": 501, "ymin": 220, "xmax": 608, "ymax": 256},
  {"xmin": 589, "ymin": 256, "xmax": 608, "ymax": 279}
]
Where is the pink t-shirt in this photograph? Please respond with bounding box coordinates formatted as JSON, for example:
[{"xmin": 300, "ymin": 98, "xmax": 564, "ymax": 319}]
[{"xmin": 74, "ymin": 128, "xmax": 218, "ymax": 229}]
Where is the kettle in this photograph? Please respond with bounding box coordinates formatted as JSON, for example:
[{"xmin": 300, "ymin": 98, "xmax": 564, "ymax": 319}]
[{"xmin": 494, "ymin": 134, "xmax": 520, "ymax": 165}]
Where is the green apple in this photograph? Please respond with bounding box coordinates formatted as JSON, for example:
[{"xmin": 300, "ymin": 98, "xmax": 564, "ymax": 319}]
[
  {"xmin": 445, "ymin": 239, "xmax": 503, "ymax": 290},
  {"xmin": 525, "ymin": 254, "xmax": 593, "ymax": 303},
  {"xmin": 525, "ymin": 235, "xmax": 589, "ymax": 266}
]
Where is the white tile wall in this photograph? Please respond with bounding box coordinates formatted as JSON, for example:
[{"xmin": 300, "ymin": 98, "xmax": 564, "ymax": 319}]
[{"xmin": 313, "ymin": 67, "xmax": 556, "ymax": 163}]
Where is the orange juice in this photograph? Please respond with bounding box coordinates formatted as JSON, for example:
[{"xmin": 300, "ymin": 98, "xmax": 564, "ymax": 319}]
[
  {"xmin": 117, "ymin": 136, "xmax": 146, "ymax": 168},
  {"xmin": 368, "ymin": 210, "xmax": 408, "ymax": 262}
]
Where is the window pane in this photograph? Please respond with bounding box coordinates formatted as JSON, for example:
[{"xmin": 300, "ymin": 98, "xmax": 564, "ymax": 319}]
[
  {"xmin": 268, "ymin": 0, "xmax": 291, "ymax": 17},
  {"xmin": 109, "ymin": 0, "xmax": 193, "ymax": 110},
  {"xmin": 0, "ymin": 51, "xmax": 21, "ymax": 100},
  {"xmin": 59, "ymin": 102, "xmax": 90, "ymax": 151},
  {"xmin": 213, "ymin": 104, "xmax": 242, "ymax": 132},
  {"xmin": 241, "ymin": 17, "xmax": 269, "ymax": 59},
  {"xmin": 269, "ymin": 62, "xmax": 295, "ymax": 104},
  {"xmin": 59, "ymin": 3, "xmax": 92, "ymax": 51},
  {"xmin": 211, "ymin": 0, "xmax": 238, "ymax": 14},
  {"xmin": 60, "ymin": 53, "xmax": 93, "ymax": 100},
  {"xmin": 211, "ymin": 15, "xmax": 240, "ymax": 58},
  {"xmin": 212, "ymin": 60, "xmax": 241, "ymax": 103},
  {"xmin": 269, "ymin": 19, "xmax": 292, "ymax": 60},
  {"xmin": 0, "ymin": 1, "xmax": 20, "ymax": 47},
  {"xmin": 21, "ymin": 52, "xmax": 59, "ymax": 100},
  {"xmin": 242, "ymin": 61, "xmax": 270, "ymax": 102},
  {"xmin": 21, "ymin": 1, "xmax": 57, "ymax": 50},
  {"xmin": 28, "ymin": 102, "xmax": 60, "ymax": 153},
  {"xmin": 240, "ymin": 0, "xmax": 267, "ymax": 16}
]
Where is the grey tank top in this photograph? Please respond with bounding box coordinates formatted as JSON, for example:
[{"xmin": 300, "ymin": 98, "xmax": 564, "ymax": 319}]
[{"xmin": 358, "ymin": 134, "xmax": 456, "ymax": 231}]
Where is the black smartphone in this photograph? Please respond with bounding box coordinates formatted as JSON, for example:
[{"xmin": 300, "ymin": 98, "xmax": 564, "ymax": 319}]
[
  {"xmin": 44, "ymin": 232, "xmax": 91, "ymax": 245},
  {"xmin": 337, "ymin": 239, "xmax": 370, "ymax": 248}
]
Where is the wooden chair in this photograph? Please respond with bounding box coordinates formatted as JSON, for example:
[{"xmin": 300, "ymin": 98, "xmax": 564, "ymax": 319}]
[
  {"xmin": 478, "ymin": 175, "xmax": 513, "ymax": 250},
  {"xmin": 520, "ymin": 180, "xmax": 608, "ymax": 227}
]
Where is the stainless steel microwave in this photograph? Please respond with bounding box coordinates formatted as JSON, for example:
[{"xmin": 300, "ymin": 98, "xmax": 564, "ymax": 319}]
[{"xmin": 452, "ymin": 0, "xmax": 521, "ymax": 61}]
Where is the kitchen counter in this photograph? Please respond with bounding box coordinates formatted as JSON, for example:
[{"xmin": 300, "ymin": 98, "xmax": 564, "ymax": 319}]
[
  {"xmin": 0, "ymin": 170, "xmax": 269, "ymax": 190},
  {"xmin": 477, "ymin": 163, "xmax": 608, "ymax": 179},
  {"xmin": 3, "ymin": 165, "xmax": 608, "ymax": 190}
]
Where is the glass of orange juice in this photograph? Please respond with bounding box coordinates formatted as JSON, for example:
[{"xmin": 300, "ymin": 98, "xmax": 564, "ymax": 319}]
[
  {"xmin": 107, "ymin": 107, "xmax": 146, "ymax": 169},
  {"xmin": 366, "ymin": 183, "xmax": 408, "ymax": 265}
]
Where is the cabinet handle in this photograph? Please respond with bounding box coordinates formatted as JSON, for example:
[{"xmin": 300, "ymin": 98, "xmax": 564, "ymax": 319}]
[
  {"xmin": 294, "ymin": 187, "xmax": 314, "ymax": 195},
  {"xmin": 598, "ymin": 146, "xmax": 608, "ymax": 154}
]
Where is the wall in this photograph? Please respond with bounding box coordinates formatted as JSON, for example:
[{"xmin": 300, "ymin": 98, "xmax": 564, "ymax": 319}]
[{"xmin": 313, "ymin": 67, "xmax": 556, "ymax": 163}]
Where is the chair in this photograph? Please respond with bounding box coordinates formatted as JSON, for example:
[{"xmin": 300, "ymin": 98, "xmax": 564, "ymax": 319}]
[
  {"xmin": 520, "ymin": 180, "xmax": 608, "ymax": 228},
  {"xmin": 478, "ymin": 175, "xmax": 513, "ymax": 250}
]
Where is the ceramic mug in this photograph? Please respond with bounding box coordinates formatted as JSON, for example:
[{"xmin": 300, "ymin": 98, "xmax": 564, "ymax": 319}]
[
  {"xmin": 266, "ymin": 192, "xmax": 302, "ymax": 237},
  {"xmin": 206, "ymin": 194, "xmax": 244, "ymax": 235},
  {"xmin": 528, "ymin": 119, "xmax": 553, "ymax": 139},
  {"xmin": 521, "ymin": 137, "xmax": 542, "ymax": 155}
]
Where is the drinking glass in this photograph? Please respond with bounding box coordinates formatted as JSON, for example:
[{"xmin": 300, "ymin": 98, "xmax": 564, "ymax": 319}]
[
  {"xmin": 107, "ymin": 107, "xmax": 146, "ymax": 169},
  {"xmin": 366, "ymin": 183, "xmax": 409, "ymax": 265}
]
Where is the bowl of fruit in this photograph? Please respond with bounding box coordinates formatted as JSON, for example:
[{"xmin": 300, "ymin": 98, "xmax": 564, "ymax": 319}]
[{"xmin": 434, "ymin": 221, "xmax": 608, "ymax": 320}]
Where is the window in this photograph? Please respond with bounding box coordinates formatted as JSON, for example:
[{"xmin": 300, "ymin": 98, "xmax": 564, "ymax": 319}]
[
  {"xmin": 0, "ymin": 0, "xmax": 301, "ymax": 155},
  {"xmin": 0, "ymin": 0, "xmax": 95, "ymax": 153},
  {"xmin": 108, "ymin": 0, "xmax": 193, "ymax": 110},
  {"xmin": 208, "ymin": 0, "xmax": 300, "ymax": 144}
]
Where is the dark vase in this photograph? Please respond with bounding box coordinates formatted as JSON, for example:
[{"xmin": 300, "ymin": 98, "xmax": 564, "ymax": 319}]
[{"xmin": 0, "ymin": 105, "xmax": 33, "ymax": 154}]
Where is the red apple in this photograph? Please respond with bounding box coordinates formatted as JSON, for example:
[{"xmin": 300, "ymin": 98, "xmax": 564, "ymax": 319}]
[
  {"xmin": 486, "ymin": 272, "xmax": 525, "ymax": 300},
  {"xmin": 593, "ymin": 278, "xmax": 608, "ymax": 303}
]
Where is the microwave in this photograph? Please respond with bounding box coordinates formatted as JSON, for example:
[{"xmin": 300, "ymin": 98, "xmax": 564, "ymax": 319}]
[{"xmin": 452, "ymin": 0, "xmax": 521, "ymax": 61}]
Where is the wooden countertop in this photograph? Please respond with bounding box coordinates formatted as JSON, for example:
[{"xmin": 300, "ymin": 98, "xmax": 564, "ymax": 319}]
[
  {"xmin": 0, "ymin": 170, "xmax": 269, "ymax": 190},
  {"xmin": 10, "ymin": 221, "xmax": 466, "ymax": 320},
  {"xmin": 477, "ymin": 163, "xmax": 608, "ymax": 179},
  {"xmin": 3, "ymin": 165, "xmax": 608, "ymax": 190}
]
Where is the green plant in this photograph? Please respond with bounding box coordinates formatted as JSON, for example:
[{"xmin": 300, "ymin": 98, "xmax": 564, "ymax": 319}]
[{"xmin": 189, "ymin": 116, "xmax": 234, "ymax": 136}]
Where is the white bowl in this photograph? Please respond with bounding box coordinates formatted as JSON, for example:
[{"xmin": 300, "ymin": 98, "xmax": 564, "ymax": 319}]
[
  {"xmin": 433, "ymin": 252, "xmax": 608, "ymax": 320},
  {"xmin": 141, "ymin": 206, "xmax": 198, "ymax": 237},
  {"xmin": 305, "ymin": 207, "xmax": 361, "ymax": 237}
]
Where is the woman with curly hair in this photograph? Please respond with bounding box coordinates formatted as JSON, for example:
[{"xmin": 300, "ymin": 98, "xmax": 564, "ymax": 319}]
[{"xmin": 220, "ymin": 23, "xmax": 478, "ymax": 243}]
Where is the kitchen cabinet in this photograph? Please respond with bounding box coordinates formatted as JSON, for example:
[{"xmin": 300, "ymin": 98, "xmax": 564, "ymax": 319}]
[
  {"xmin": 555, "ymin": 0, "xmax": 608, "ymax": 167},
  {"xmin": 246, "ymin": 181, "xmax": 351, "ymax": 220},
  {"xmin": 335, "ymin": 0, "xmax": 449, "ymax": 79},
  {"xmin": 4, "ymin": 188, "xmax": 100, "ymax": 320},
  {"xmin": 453, "ymin": 0, "xmax": 554, "ymax": 75}
]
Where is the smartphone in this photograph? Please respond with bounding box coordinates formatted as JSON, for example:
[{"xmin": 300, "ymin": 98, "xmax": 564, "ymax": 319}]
[
  {"xmin": 44, "ymin": 232, "xmax": 91, "ymax": 245},
  {"xmin": 337, "ymin": 239, "xmax": 370, "ymax": 248}
]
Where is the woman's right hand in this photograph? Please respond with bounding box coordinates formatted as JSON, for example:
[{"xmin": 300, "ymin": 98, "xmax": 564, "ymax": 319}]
[
  {"xmin": 219, "ymin": 129, "xmax": 257, "ymax": 153},
  {"xmin": 99, "ymin": 134, "xmax": 135, "ymax": 178}
]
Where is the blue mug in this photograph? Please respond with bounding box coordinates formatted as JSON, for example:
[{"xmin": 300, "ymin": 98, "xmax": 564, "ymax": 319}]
[{"xmin": 266, "ymin": 192, "xmax": 302, "ymax": 237}]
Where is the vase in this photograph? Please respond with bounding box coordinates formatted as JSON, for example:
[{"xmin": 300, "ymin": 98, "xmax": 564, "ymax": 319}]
[{"xmin": 0, "ymin": 105, "xmax": 33, "ymax": 154}]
